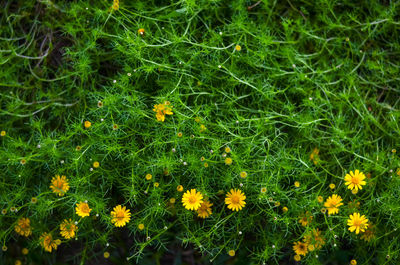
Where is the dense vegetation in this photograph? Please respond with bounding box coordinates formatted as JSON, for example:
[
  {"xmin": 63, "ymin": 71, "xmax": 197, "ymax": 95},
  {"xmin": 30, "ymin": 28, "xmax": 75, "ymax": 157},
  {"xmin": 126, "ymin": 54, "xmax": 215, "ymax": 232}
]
[{"xmin": 1, "ymin": 0, "xmax": 400, "ymax": 264}]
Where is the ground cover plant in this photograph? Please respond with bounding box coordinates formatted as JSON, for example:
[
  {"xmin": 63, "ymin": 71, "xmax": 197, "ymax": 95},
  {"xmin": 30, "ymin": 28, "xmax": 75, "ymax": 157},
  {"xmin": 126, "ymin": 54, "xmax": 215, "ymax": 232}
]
[{"xmin": 1, "ymin": 0, "xmax": 400, "ymax": 264}]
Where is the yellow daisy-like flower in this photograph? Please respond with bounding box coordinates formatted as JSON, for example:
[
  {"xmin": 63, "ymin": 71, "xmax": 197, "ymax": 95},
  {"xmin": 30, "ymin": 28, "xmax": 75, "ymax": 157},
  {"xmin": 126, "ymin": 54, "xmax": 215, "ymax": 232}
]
[
  {"xmin": 153, "ymin": 101, "xmax": 173, "ymax": 122},
  {"xmin": 182, "ymin": 189, "xmax": 203, "ymax": 211},
  {"xmin": 50, "ymin": 175, "xmax": 70, "ymax": 196},
  {"xmin": 111, "ymin": 205, "xmax": 131, "ymax": 227},
  {"xmin": 317, "ymin": 195, "xmax": 323, "ymax": 203},
  {"xmin": 75, "ymin": 202, "xmax": 92, "ymax": 218},
  {"xmin": 350, "ymin": 259, "xmax": 357, "ymax": 265},
  {"xmin": 225, "ymin": 189, "xmax": 246, "ymax": 211},
  {"xmin": 282, "ymin": 206, "xmax": 288, "ymax": 212},
  {"xmin": 84, "ymin": 121, "xmax": 91, "ymax": 128},
  {"xmin": 111, "ymin": 0, "xmax": 119, "ymax": 10},
  {"xmin": 235, "ymin": 45, "xmax": 241, "ymax": 51},
  {"xmin": 347, "ymin": 212, "xmax": 368, "ymax": 234},
  {"xmin": 294, "ymin": 181, "xmax": 300, "ymax": 188},
  {"xmin": 303, "ymin": 229, "xmax": 325, "ymax": 250},
  {"xmin": 197, "ymin": 199, "xmax": 213, "ymax": 218},
  {"xmin": 39, "ymin": 232, "xmax": 61, "ymax": 252},
  {"xmin": 14, "ymin": 217, "xmax": 32, "ymax": 237},
  {"xmin": 240, "ymin": 171, "xmax": 247, "ymax": 178},
  {"xmin": 344, "ymin": 170, "xmax": 366, "ymax": 191},
  {"xmin": 294, "ymin": 254, "xmax": 301, "ymax": 261},
  {"xmin": 138, "ymin": 28, "xmax": 145, "ymax": 35},
  {"xmin": 145, "ymin": 174, "xmax": 152, "ymax": 180},
  {"xmin": 324, "ymin": 194, "xmax": 343, "ymax": 215},
  {"xmin": 360, "ymin": 223, "xmax": 376, "ymax": 242},
  {"xmin": 309, "ymin": 147, "xmax": 320, "ymax": 164},
  {"xmin": 225, "ymin": 157, "xmax": 233, "ymax": 165},
  {"xmin": 60, "ymin": 219, "xmax": 77, "ymax": 239},
  {"xmin": 298, "ymin": 211, "xmax": 313, "ymax": 227},
  {"xmin": 0, "ymin": 130, "xmax": 5, "ymax": 136},
  {"xmin": 177, "ymin": 185, "xmax": 184, "ymax": 192},
  {"xmin": 228, "ymin": 249, "xmax": 235, "ymax": 256},
  {"xmin": 200, "ymin": 124, "xmax": 207, "ymax": 132},
  {"xmin": 104, "ymin": 251, "xmax": 110, "ymax": 258},
  {"xmin": 329, "ymin": 183, "xmax": 336, "ymax": 189},
  {"xmin": 22, "ymin": 248, "xmax": 29, "ymax": 255},
  {"xmin": 138, "ymin": 223, "xmax": 145, "ymax": 230},
  {"xmin": 293, "ymin": 241, "xmax": 308, "ymax": 256},
  {"xmin": 93, "ymin": 161, "xmax": 100, "ymax": 168}
]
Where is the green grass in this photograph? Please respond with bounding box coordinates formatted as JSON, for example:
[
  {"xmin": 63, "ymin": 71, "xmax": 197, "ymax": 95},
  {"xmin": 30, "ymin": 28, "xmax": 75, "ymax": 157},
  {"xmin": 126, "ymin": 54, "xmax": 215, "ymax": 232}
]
[{"xmin": 1, "ymin": 0, "xmax": 400, "ymax": 264}]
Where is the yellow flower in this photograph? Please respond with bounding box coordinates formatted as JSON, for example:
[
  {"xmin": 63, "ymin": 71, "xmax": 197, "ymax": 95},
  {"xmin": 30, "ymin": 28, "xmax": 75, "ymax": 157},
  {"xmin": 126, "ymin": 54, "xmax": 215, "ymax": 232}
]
[
  {"xmin": 1, "ymin": 209, "xmax": 6, "ymax": 215},
  {"xmin": 324, "ymin": 194, "xmax": 343, "ymax": 215},
  {"xmin": 14, "ymin": 217, "xmax": 32, "ymax": 237},
  {"xmin": 169, "ymin": 198, "xmax": 176, "ymax": 204},
  {"xmin": 20, "ymin": 159, "xmax": 26, "ymax": 165},
  {"xmin": 197, "ymin": 199, "xmax": 213, "ymax": 218},
  {"xmin": 138, "ymin": 28, "xmax": 145, "ymax": 35},
  {"xmin": 329, "ymin": 183, "xmax": 336, "ymax": 189},
  {"xmin": 294, "ymin": 181, "xmax": 300, "ymax": 188},
  {"xmin": 39, "ymin": 232, "xmax": 61, "ymax": 252},
  {"xmin": 0, "ymin": 131, "xmax": 5, "ymax": 136},
  {"xmin": 50, "ymin": 175, "xmax": 70, "ymax": 196},
  {"xmin": 22, "ymin": 248, "xmax": 29, "ymax": 255},
  {"xmin": 204, "ymin": 162, "xmax": 208, "ymax": 168},
  {"xmin": 111, "ymin": 205, "xmax": 131, "ymax": 227},
  {"xmin": 93, "ymin": 161, "xmax": 100, "ymax": 168},
  {"xmin": 177, "ymin": 185, "xmax": 183, "ymax": 192},
  {"xmin": 138, "ymin": 223, "xmax": 145, "ymax": 230},
  {"xmin": 294, "ymin": 254, "xmax": 301, "ymax": 261},
  {"xmin": 111, "ymin": 0, "xmax": 119, "ymax": 10},
  {"xmin": 154, "ymin": 182, "xmax": 159, "ymax": 187},
  {"xmin": 76, "ymin": 145, "xmax": 82, "ymax": 151},
  {"xmin": 225, "ymin": 157, "xmax": 233, "ymax": 165},
  {"xmin": 240, "ymin": 171, "xmax": 247, "ymax": 178},
  {"xmin": 75, "ymin": 202, "xmax": 92, "ymax": 218},
  {"xmin": 153, "ymin": 101, "xmax": 173, "ymax": 122},
  {"xmin": 145, "ymin": 174, "xmax": 152, "ymax": 180},
  {"xmin": 60, "ymin": 219, "xmax": 77, "ymax": 239},
  {"xmin": 104, "ymin": 251, "xmax": 110, "ymax": 258},
  {"xmin": 84, "ymin": 121, "xmax": 91, "ymax": 128},
  {"xmin": 235, "ymin": 45, "xmax": 241, "ymax": 51},
  {"xmin": 15, "ymin": 260, "xmax": 22, "ymax": 265},
  {"xmin": 303, "ymin": 229, "xmax": 325, "ymax": 250},
  {"xmin": 200, "ymin": 124, "xmax": 207, "ymax": 132},
  {"xmin": 350, "ymin": 259, "xmax": 357, "ymax": 265},
  {"xmin": 293, "ymin": 241, "xmax": 308, "ymax": 256},
  {"xmin": 225, "ymin": 189, "xmax": 246, "ymax": 211},
  {"xmin": 2, "ymin": 245, "xmax": 7, "ymax": 251},
  {"xmin": 347, "ymin": 212, "xmax": 368, "ymax": 234},
  {"xmin": 260, "ymin": 187, "xmax": 267, "ymax": 193},
  {"xmin": 282, "ymin": 206, "xmax": 288, "ymax": 213},
  {"xmin": 298, "ymin": 211, "xmax": 313, "ymax": 226},
  {"xmin": 360, "ymin": 223, "xmax": 376, "ymax": 242},
  {"xmin": 309, "ymin": 148, "xmax": 320, "ymax": 164},
  {"xmin": 225, "ymin": 147, "xmax": 231, "ymax": 153},
  {"xmin": 317, "ymin": 196, "xmax": 323, "ymax": 203},
  {"xmin": 344, "ymin": 170, "xmax": 366, "ymax": 191},
  {"xmin": 182, "ymin": 189, "xmax": 203, "ymax": 210},
  {"xmin": 112, "ymin": 124, "xmax": 118, "ymax": 130},
  {"xmin": 228, "ymin": 249, "xmax": 235, "ymax": 256},
  {"xmin": 31, "ymin": 197, "xmax": 38, "ymax": 203}
]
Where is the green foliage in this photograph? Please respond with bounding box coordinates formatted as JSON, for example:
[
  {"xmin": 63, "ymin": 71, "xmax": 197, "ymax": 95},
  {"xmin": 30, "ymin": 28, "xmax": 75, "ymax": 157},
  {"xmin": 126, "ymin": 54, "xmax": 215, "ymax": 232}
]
[{"xmin": 1, "ymin": 0, "xmax": 400, "ymax": 264}]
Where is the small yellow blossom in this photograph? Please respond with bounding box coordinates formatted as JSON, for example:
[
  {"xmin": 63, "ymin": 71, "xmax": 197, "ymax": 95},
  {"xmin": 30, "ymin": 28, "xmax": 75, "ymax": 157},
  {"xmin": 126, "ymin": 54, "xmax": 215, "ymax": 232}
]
[
  {"xmin": 84, "ymin": 121, "xmax": 91, "ymax": 128},
  {"xmin": 93, "ymin": 161, "xmax": 100, "ymax": 168},
  {"xmin": 60, "ymin": 219, "xmax": 77, "ymax": 239},
  {"xmin": 22, "ymin": 248, "xmax": 29, "ymax": 255},
  {"xmin": 225, "ymin": 157, "xmax": 233, "ymax": 165},
  {"xmin": 75, "ymin": 202, "xmax": 92, "ymax": 218},
  {"xmin": 145, "ymin": 174, "xmax": 152, "ymax": 180},
  {"xmin": 182, "ymin": 189, "xmax": 203, "ymax": 210},
  {"xmin": 344, "ymin": 170, "xmax": 366, "ymax": 191},
  {"xmin": 110, "ymin": 205, "xmax": 131, "ymax": 227},
  {"xmin": 197, "ymin": 199, "xmax": 213, "ymax": 218},
  {"xmin": 50, "ymin": 175, "xmax": 70, "ymax": 196},
  {"xmin": 153, "ymin": 101, "xmax": 173, "ymax": 122},
  {"xmin": 240, "ymin": 171, "xmax": 247, "ymax": 178},
  {"xmin": 138, "ymin": 28, "xmax": 145, "ymax": 35},
  {"xmin": 177, "ymin": 185, "xmax": 184, "ymax": 192},
  {"xmin": 324, "ymin": 194, "xmax": 343, "ymax": 215},
  {"xmin": 228, "ymin": 249, "xmax": 235, "ymax": 256},
  {"xmin": 0, "ymin": 131, "xmax": 5, "ymax": 136},
  {"xmin": 138, "ymin": 223, "xmax": 145, "ymax": 230},
  {"xmin": 40, "ymin": 232, "xmax": 61, "ymax": 252},
  {"xmin": 225, "ymin": 189, "xmax": 246, "ymax": 211},
  {"xmin": 294, "ymin": 181, "xmax": 300, "ymax": 188},
  {"xmin": 293, "ymin": 241, "xmax": 308, "ymax": 256},
  {"xmin": 329, "ymin": 183, "xmax": 336, "ymax": 189},
  {"xmin": 347, "ymin": 212, "xmax": 368, "ymax": 234},
  {"xmin": 104, "ymin": 251, "xmax": 110, "ymax": 258},
  {"xmin": 235, "ymin": 45, "xmax": 241, "ymax": 51},
  {"xmin": 14, "ymin": 217, "xmax": 32, "ymax": 237}
]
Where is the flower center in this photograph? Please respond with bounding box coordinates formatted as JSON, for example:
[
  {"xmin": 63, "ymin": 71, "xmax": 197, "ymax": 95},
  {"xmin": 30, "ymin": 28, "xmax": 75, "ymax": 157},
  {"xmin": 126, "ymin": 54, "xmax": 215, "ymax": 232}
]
[
  {"xmin": 189, "ymin": 196, "xmax": 197, "ymax": 204},
  {"xmin": 116, "ymin": 212, "xmax": 125, "ymax": 220},
  {"xmin": 353, "ymin": 219, "xmax": 361, "ymax": 227},
  {"xmin": 231, "ymin": 195, "xmax": 240, "ymax": 204},
  {"xmin": 351, "ymin": 177, "xmax": 360, "ymax": 184}
]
